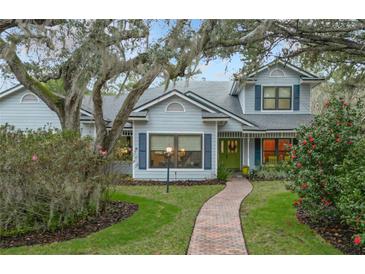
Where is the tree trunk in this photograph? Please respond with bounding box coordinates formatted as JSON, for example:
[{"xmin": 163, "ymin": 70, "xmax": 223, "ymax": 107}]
[{"xmin": 104, "ymin": 66, "xmax": 161, "ymax": 153}]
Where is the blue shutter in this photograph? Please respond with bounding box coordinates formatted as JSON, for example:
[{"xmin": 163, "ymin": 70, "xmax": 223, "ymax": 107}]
[
  {"xmin": 139, "ymin": 133, "xmax": 147, "ymax": 169},
  {"xmin": 254, "ymin": 138, "xmax": 261, "ymax": 167},
  {"xmin": 294, "ymin": 84, "xmax": 300, "ymax": 111},
  {"xmin": 255, "ymin": 85, "xmax": 261, "ymax": 111},
  {"xmin": 204, "ymin": 134, "xmax": 212, "ymax": 170}
]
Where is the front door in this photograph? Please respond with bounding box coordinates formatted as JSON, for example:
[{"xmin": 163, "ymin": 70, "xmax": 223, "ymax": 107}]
[{"xmin": 218, "ymin": 139, "xmax": 241, "ymax": 170}]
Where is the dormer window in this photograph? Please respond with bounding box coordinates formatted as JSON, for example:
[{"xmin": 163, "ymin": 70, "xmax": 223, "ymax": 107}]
[
  {"xmin": 20, "ymin": 93, "xmax": 39, "ymax": 103},
  {"xmin": 165, "ymin": 102, "xmax": 185, "ymax": 112},
  {"xmin": 263, "ymin": 86, "xmax": 292, "ymax": 110}
]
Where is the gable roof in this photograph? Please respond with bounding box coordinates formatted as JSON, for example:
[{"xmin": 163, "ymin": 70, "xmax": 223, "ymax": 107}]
[
  {"xmin": 133, "ymin": 89, "xmax": 217, "ymax": 113},
  {"xmin": 0, "ymin": 84, "xmax": 95, "ymax": 120},
  {"xmin": 246, "ymin": 59, "xmax": 322, "ymax": 79}
]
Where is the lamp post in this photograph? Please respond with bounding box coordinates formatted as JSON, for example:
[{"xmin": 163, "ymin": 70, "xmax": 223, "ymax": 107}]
[{"xmin": 165, "ymin": 146, "xmax": 173, "ymax": 193}]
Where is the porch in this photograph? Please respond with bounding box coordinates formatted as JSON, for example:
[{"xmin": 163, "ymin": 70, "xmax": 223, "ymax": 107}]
[{"xmin": 218, "ymin": 131, "xmax": 297, "ymax": 170}]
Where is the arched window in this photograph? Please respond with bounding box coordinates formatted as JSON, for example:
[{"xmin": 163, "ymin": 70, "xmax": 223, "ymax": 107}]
[
  {"xmin": 20, "ymin": 93, "xmax": 39, "ymax": 103},
  {"xmin": 165, "ymin": 102, "xmax": 185, "ymax": 112},
  {"xmin": 269, "ymin": 68, "xmax": 286, "ymax": 77}
]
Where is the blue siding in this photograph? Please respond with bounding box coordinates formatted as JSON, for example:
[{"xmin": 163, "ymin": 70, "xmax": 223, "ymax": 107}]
[
  {"xmin": 0, "ymin": 88, "xmax": 61, "ymax": 130},
  {"xmin": 0, "ymin": 87, "xmax": 95, "ymax": 137},
  {"xmin": 133, "ymin": 95, "xmax": 217, "ymax": 180},
  {"xmin": 244, "ymin": 64, "xmax": 311, "ymax": 114}
]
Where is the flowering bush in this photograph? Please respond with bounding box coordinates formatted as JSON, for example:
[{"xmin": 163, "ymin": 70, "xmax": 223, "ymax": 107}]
[
  {"xmin": 0, "ymin": 125, "xmax": 109, "ymax": 236},
  {"xmin": 288, "ymin": 97, "xmax": 364, "ymax": 244},
  {"xmin": 337, "ymin": 138, "xmax": 365, "ymax": 244}
]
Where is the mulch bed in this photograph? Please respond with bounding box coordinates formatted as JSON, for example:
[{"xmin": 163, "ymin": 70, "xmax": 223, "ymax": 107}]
[
  {"xmin": 0, "ymin": 201, "xmax": 138, "ymax": 249},
  {"xmin": 112, "ymin": 178, "xmax": 226, "ymax": 186},
  {"xmin": 296, "ymin": 207, "xmax": 365, "ymax": 255}
]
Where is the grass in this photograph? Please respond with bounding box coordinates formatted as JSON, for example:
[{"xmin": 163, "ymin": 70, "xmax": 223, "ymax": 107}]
[
  {"xmin": 240, "ymin": 181, "xmax": 342, "ymax": 255},
  {"xmin": 0, "ymin": 185, "xmax": 223, "ymax": 255}
]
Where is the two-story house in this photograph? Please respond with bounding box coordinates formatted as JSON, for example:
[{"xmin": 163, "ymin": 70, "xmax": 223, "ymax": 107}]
[{"xmin": 0, "ymin": 59, "xmax": 324, "ymax": 180}]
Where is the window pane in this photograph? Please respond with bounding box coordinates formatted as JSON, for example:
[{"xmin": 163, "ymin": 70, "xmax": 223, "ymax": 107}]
[
  {"xmin": 278, "ymin": 87, "xmax": 291, "ymax": 98},
  {"xmin": 278, "ymin": 151, "xmax": 290, "ymax": 162},
  {"xmin": 263, "ymin": 87, "xmax": 276, "ymax": 98},
  {"xmin": 278, "ymin": 99, "xmax": 291, "ymax": 110},
  {"xmin": 150, "ymin": 135, "xmax": 174, "ymax": 150},
  {"xmin": 177, "ymin": 151, "xmax": 202, "ymax": 168},
  {"xmin": 278, "ymin": 139, "xmax": 291, "ymax": 151},
  {"xmin": 263, "ymin": 139, "xmax": 276, "ymax": 151},
  {"xmin": 150, "ymin": 135, "xmax": 175, "ymax": 168},
  {"xmin": 166, "ymin": 102, "xmax": 184, "ymax": 112},
  {"xmin": 263, "ymin": 98, "xmax": 275, "ymax": 109},
  {"xmin": 263, "ymin": 151, "xmax": 277, "ymax": 164},
  {"xmin": 177, "ymin": 135, "xmax": 202, "ymax": 168},
  {"xmin": 150, "ymin": 151, "xmax": 170, "ymax": 168},
  {"xmin": 178, "ymin": 135, "xmax": 201, "ymax": 151}
]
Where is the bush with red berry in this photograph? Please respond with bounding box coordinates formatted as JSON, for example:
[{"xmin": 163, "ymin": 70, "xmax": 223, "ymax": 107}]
[{"xmin": 288, "ymin": 97, "xmax": 364, "ymax": 246}]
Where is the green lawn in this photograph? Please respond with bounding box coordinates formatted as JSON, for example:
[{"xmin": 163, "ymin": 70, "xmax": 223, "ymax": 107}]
[
  {"xmin": 240, "ymin": 181, "xmax": 342, "ymax": 255},
  {"xmin": 0, "ymin": 185, "xmax": 223, "ymax": 255}
]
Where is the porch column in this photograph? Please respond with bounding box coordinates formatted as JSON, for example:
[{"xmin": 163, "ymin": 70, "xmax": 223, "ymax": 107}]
[{"xmin": 247, "ymin": 138, "xmax": 250, "ymax": 167}]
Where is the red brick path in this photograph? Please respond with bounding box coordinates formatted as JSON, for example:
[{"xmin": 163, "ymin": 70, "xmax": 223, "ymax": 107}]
[{"xmin": 187, "ymin": 177, "xmax": 253, "ymax": 255}]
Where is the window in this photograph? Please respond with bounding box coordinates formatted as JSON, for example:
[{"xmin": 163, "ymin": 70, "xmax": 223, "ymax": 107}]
[
  {"xmin": 263, "ymin": 138, "xmax": 291, "ymax": 164},
  {"xmin": 149, "ymin": 134, "xmax": 202, "ymax": 169},
  {"xmin": 20, "ymin": 93, "xmax": 39, "ymax": 103},
  {"xmin": 269, "ymin": 68, "xmax": 286, "ymax": 77},
  {"xmin": 165, "ymin": 102, "xmax": 185, "ymax": 112},
  {"xmin": 263, "ymin": 86, "xmax": 292, "ymax": 110}
]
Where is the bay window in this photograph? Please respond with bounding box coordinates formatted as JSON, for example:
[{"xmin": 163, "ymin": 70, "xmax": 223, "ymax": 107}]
[
  {"xmin": 263, "ymin": 86, "xmax": 292, "ymax": 110},
  {"xmin": 149, "ymin": 134, "xmax": 202, "ymax": 169},
  {"xmin": 263, "ymin": 138, "xmax": 291, "ymax": 164}
]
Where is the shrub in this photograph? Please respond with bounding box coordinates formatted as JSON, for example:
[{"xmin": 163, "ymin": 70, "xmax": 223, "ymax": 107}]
[
  {"xmin": 251, "ymin": 163, "xmax": 289, "ymax": 181},
  {"xmin": 0, "ymin": 125, "xmax": 109, "ymax": 236},
  {"xmin": 288, "ymin": 97, "xmax": 363, "ymax": 224},
  {"xmin": 337, "ymin": 138, "xmax": 365, "ymax": 241},
  {"xmin": 217, "ymin": 163, "xmax": 232, "ymax": 181}
]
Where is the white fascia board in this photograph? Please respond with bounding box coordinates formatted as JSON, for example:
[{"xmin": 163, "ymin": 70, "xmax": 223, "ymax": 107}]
[{"xmin": 133, "ymin": 90, "xmax": 216, "ymax": 113}]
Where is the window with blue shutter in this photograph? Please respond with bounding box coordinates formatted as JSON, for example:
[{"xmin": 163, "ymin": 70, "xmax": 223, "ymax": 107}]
[
  {"xmin": 139, "ymin": 133, "xmax": 147, "ymax": 169},
  {"xmin": 255, "ymin": 85, "xmax": 261, "ymax": 111},
  {"xmin": 204, "ymin": 134, "xmax": 212, "ymax": 170},
  {"xmin": 294, "ymin": 84, "xmax": 300, "ymax": 111},
  {"xmin": 254, "ymin": 138, "xmax": 261, "ymax": 166}
]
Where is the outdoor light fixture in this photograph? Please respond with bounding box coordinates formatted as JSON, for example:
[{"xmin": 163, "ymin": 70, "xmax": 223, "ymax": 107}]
[{"xmin": 165, "ymin": 146, "xmax": 173, "ymax": 193}]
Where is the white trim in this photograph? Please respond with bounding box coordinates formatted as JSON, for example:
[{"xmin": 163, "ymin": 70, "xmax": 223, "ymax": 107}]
[
  {"xmin": 215, "ymin": 122, "xmax": 218, "ymax": 177},
  {"xmin": 261, "ymin": 84, "xmax": 294, "ymax": 113},
  {"xmin": 134, "ymin": 90, "xmax": 216, "ymax": 113},
  {"xmin": 80, "ymin": 109, "xmax": 94, "ymax": 118},
  {"xmin": 19, "ymin": 93, "xmax": 40, "ymax": 104},
  {"xmin": 146, "ymin": 131, "xmax": 205, "ymax": 172},
  {"xmin": 186, "ymin": 92, "xmax": 256, "ymax": 127},
  {"xmin": 248, "ymin": 60, "xmax": 316, "ymax": 78},
  {"xmin": 128, "ymin": 116, "xmax": 149, "ymax": 121},
  {"xmin": 202, "ymin": 118, "xmax": 229, "ymax": 122},
  {"xmin": 247, "ymin": 138, "xmax": 250, "ymax": 167},
  {"xmin": 0, "ymin": 85, "xmax": 24, "ymax": 99},
  {"xmin": 269, "ymin": 68, "xmax": 286, "ymax": 77},
  {"xmin": 165, "ymin": 101, "xmax": 185, "ymax": 112},
  {"xmin": 132, "ymin": 122, "xmax": 135, "ymax": 179}
]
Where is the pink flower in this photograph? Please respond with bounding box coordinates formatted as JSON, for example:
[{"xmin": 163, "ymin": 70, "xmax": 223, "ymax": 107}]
[
  {"xmin": 99, "ymin": 149, "xmax": 108, "ymax": 157},
  {"xmin": 32, "ymin": 154, "xmax": 38, "ymax": 161},
  {"xmin": 354, "ymin": 235, "xmax": 362, "ymax": 245},
  {"xmin": 296, "ymin": 162, "xmax": 302, "ymax": 168}
]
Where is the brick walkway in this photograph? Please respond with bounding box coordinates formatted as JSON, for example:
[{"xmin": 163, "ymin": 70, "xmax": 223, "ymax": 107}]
[{"xmin": 187, "ymin": 176, "xmax": 253, "ymax": 255}]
